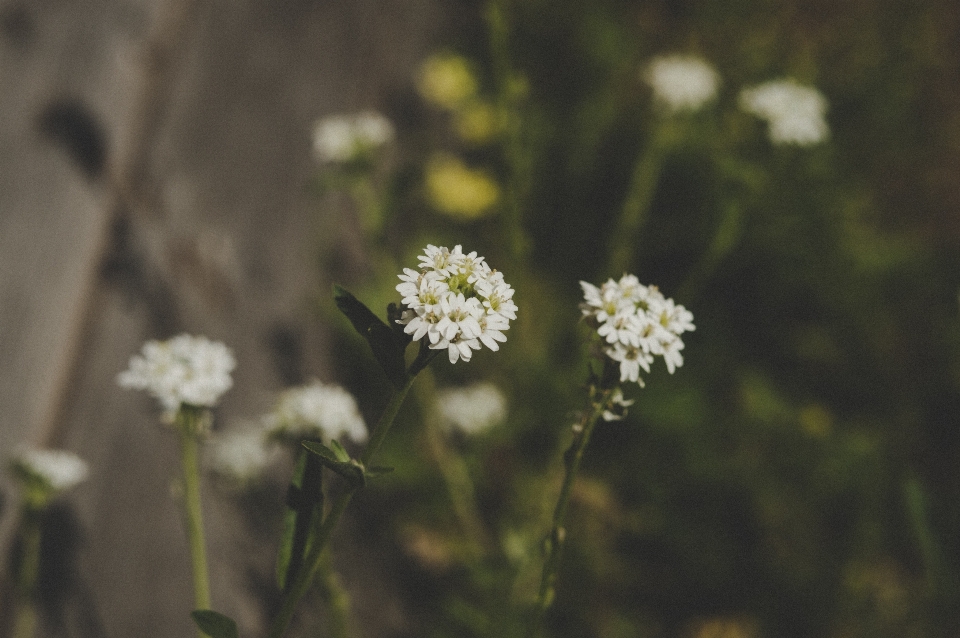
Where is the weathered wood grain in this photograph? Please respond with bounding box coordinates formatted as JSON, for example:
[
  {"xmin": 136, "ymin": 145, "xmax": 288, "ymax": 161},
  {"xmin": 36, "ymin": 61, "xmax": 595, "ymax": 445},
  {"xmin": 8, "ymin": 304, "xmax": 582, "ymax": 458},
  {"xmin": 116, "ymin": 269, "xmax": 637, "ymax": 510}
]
[{"xmin": 0, "ymin": 0, "xmax": 447, "ymax": 635}]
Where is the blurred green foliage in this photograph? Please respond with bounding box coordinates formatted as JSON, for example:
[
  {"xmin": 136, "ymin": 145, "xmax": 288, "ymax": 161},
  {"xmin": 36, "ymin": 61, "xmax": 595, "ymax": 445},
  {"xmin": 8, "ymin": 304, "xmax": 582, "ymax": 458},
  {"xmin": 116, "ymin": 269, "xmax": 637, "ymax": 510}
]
[{"xmin": 318, "ymin": 0, "xmax": 960, "ymax": 636}]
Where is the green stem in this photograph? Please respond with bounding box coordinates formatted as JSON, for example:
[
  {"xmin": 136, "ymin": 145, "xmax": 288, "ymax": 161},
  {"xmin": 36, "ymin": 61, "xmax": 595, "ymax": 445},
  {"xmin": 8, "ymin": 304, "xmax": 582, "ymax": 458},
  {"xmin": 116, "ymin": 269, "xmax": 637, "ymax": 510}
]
[
  {"xmin": 417, "ymin": 369, "xmax": 495, "ymax": 559},
  {"xmin": 12, "ymin": 510, "xmax": 42, "ymax": 638},
  {"xmin": 529, "ymin": 389, "xmax": 614, "ymax": 638},
  {"xmin": 607, "ymin": 123, "xmax": 669, "ymax": 275},
  {"xmin": 177, "ymin": 413, "xmax": 212, "ymax": 619},
  {"xmin": 903, "ymin": 475, "xmax": 943, "ymax": 593},
  {"xmin": 318, "ymin": 552, "xmax": 353, "ymax": 638},
  {"xmin": 486, "ymin": 0, "xmax": 531, "ymax": 261},
  {"xmin": 268, "ymin": 375, "xmax": 417, "ymax": 638}
]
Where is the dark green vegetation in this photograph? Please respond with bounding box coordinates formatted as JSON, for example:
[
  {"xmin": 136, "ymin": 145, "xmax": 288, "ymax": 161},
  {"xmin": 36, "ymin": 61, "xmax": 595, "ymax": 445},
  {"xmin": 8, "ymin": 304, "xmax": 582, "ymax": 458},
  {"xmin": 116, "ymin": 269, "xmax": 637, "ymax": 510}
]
[{"xmin": 323, "ymin": 1, "xmax": 960, "ymax": 636}]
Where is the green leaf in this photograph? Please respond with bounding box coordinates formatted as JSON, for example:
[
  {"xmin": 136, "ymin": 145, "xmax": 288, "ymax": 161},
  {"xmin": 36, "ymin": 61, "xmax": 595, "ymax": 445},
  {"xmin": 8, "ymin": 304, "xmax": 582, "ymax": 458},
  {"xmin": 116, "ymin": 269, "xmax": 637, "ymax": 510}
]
[
  {"xmin": 334, "ymin": 285, "xmax": 408, "ymax": 388},
  {"xmin": 276, "ymin": 451, "xmax": 325, "ymax": 590},
  {"xmin": 328, "ymin": 439, "xmax": 350, "ymax": 462},
  {"xmin": 191, "ymin": 610, "xmax": 238, "ymax": 638},
  {"xmin": 275, "ymin": 452, "xmax": 306, "ymax": 589},
  {"xmin": 302, "ymin": 442, "xmax": 365, "ymax": 488},
  {"xmin": 300, "ymin": 440, "xmax": 339, "ymax": 464}
]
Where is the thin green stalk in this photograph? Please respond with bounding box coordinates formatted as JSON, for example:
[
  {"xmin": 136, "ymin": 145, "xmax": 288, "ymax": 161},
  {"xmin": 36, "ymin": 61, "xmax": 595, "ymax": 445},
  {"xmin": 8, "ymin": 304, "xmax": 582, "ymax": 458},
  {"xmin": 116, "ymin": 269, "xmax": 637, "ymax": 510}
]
[
  {"xmin": 268, "ymin": 375, "xmax": 416, "ymax": 638},
  {"xmin": 318, "ymin": 552, "xmax": 353, "ymax": 638},
  {"xmin": 12, "ymin": 510, "xmax": 42, "ymax": 638},
  {"xmin": 416, "ymin": 369, "xmax": 495, "ymax": 559},
  {"xmin": 486, "ymin": 0, "xmax": 531, "ymax": 260},
  {"xmin": 607, "ymin": 124, "xmax": 670, "ymax": 275},
  {"xmin": 178, "ymin": 423, "xmax": 212, "ymax": 619},
  {"xmin": 903, "ymin": 475, "xmax": 943, "ymax": 593},
  {"xmin": 529, "ymin": 389, "xmax": 614, "ymax": 638}
]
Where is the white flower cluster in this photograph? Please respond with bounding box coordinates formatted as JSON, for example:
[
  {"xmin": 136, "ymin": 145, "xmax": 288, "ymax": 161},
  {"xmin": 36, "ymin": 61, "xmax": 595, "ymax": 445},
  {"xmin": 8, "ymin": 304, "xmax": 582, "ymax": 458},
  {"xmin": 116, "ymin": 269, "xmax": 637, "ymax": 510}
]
[
  {"xmin": 118, "ymin": 334, "xmax": 236, "ymax": 414},
  {"xmin": 739, "ymin": 79, "xmax": 829, "ymax": 146},
  {"xmin": 312, "ymin": 111, "xmax": 395, "ymax": 163},
  {"xmin": 265, "ymin": 381, "xmax": 367, "ymax": 444},
  {"xmin": 13, "ymin": 447, "xmax": 89, "ymax": 492},
  {"xmin": 437, "ymin": 382, "xmax": 507, "ymax": 434},
  {"xmin": 397, "ymin": 245, "xmax": 517, "ymax": 364},
  {"xmin": 580, "ymin": 275, "xmax": 694, "ymax": 386},
  {"xmin": 643, "ymin": 55, "xmax": 720, "ymax": 113},
  {"xmin": 208, "ymin": 428, "xmax": 276, "ymax": 482}
]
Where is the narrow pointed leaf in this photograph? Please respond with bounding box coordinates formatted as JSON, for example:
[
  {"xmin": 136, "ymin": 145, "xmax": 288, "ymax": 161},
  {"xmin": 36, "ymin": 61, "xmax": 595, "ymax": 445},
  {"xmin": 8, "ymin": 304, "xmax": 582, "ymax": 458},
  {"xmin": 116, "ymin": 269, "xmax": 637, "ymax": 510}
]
[
  {"xmin": 301, "ymin": 440, "xmax": 340, "ymax": 464},
  {"xmin": 191, "ymin": 610, "xmax": 238, "ymax": 638},
  {"xmin": 334, "ymin": 285, "xmax": 408, "ymax": 388},
  {"xmin": 276, "ymin": 450, "xmax": 325, "ymax": 591},
  {"xmin": 275, "ymin": 451, "xmax": 306, "ymax": 589},
  {"xmin": 328, "ymin": 439, "xmax": 350, "ymax": 462},
  {"xmin": 302, "ymin": 442, "xmax": 365, "ymax": 488}
]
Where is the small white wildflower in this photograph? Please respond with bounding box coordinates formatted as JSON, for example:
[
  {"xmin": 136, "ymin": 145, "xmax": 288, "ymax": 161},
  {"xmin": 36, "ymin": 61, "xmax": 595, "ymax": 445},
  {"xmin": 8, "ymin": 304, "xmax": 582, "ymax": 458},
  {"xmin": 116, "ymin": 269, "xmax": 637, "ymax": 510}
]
[
  {"xmin": 437, "ymin": 382, "xmax": 508, "ymax": 434},
  {"xmin": 643, "ymin": 55, "xmax": 720, "ymax": 113},
  {"xmin": 739, "ymin": 79, "xmax": 829, "ymax": 146},
  {"xmin": 396, "ymin": 244, "xmax": 516, "ymax": 364},
  {"xmin": 312, "ymin": 110, "xmax": 395, "ymax": 163},
  {"xmin": 118, "ymin": 334, "xmax": 235, "ymax": 415},
  {"xmin": 13, "ymin": 448, "xmax": 89, "ymax": 492},
  {"xmin": 208, "ymin": 427, "xmax": 275, "ymax": 482},
  {"xmin": 580, "ymin": 275, "xmax": 694, "ymax": 386},
  {"xmin": 266, "ymin": 381, "xmax": 367, "ymax": 444}
]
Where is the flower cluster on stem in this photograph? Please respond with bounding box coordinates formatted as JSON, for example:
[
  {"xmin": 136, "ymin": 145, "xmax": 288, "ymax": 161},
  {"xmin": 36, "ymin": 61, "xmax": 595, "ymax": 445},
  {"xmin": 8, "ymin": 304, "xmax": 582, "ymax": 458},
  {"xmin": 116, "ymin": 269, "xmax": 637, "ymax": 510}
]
[
  {"xmin": 117, "ymin": 334, "xmax": 235, "ymax": 417},
  {"xmin": 739, "ymin": 79, "xmax": 829, "ymax": 146},
  {"xmin": 265, "ymin": 381, "xmax": 368, "ymax": 445},
  {"xmin": 643, "ymin": 55, "xmax": 720, "ymax": 114},
  {"xmin": 397, "ymin": 244, "xmax": 517, "ymax": 364},
  {"xmin": 580, "ymin": 275, "xmax": 694, "ymax": 386}
]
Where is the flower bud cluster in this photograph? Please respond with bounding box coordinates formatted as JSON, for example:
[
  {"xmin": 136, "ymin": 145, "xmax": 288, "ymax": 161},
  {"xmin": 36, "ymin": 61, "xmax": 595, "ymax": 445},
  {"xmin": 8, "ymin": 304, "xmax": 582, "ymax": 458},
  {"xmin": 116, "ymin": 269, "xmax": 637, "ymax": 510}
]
[
  {"xmin": 117, "ymin": 334, "xmax": 236, "ymax": 415},
  {"xmin": 397, "ymin": 245, "xmax": 517, "ymax": 364},
  {"xmin": 738, "ymin": 79, "xmax": 829, "ymax": 146},
  {"xmin": 312, "ymin": 111, "xmax": 395, "ymax": 163},
  {"xmin": 580, "ymin": 275, "xmax": 694, "ymax": 386},
  {"xmin": 13, "ymin": 447, "xmax": 89, "ymax": 493},
  {"xmin": 643, "ymin": 55, "xmax": 720, "ymax": 113},
  {"xmin": 265, "ymin": 381, "xmax": 367, "ymax": 444}
]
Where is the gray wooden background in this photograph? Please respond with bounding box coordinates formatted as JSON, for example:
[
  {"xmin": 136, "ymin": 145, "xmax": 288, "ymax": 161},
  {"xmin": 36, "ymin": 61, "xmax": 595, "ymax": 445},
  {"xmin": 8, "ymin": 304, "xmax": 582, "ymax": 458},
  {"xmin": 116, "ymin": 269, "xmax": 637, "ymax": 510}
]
[{"xmin": 0, "ymin": 0, "xmax": 447, "ymax": 635}]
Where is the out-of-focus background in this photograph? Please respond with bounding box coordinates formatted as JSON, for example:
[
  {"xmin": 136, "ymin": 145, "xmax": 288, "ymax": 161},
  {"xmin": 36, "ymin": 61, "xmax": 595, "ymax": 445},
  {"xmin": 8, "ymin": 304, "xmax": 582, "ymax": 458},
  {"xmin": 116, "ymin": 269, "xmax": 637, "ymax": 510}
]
[{"xmin": 2, "ymin": 0, "xmax": 960, "ymax": 637}]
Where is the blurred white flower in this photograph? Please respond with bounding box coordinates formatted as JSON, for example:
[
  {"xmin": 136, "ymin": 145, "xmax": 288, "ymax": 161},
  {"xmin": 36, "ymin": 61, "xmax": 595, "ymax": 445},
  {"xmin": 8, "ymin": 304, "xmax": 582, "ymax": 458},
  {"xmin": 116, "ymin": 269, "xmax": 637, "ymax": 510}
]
[
  {"xmin": 437, "ymin": 382, "xmax": 508, "ymax": 434},
  {"xmin": 208, "ymin": 427, "xmax": 275, "ymax": 482},
  {"xmin": 12, "ymin": 447, "xmax": 89, "ymax": 492},
  {"xmin": 118, "ymin": 334, "xmax": 235, "ymax": 415},
  {"xmin": 312, "ymin": 110, "xmax": 394, "ymax": 163},
  {"xmin": 643, "ymin": 55, "xmax": 720, "ymax": 113},
  {"xmin": 265, "ymin": 381, "xmax": 367, "ymax": 444},
  {"xmin": 396, "ymin": 244, "xmax": 516, "ymax": 364},
  {"xmin": 739, "ymin": 79, "xmax": 829, "ymax": 146},
  {"xmin": 580, "ymin": 274, "xmax": 694, "ymax": 386}
]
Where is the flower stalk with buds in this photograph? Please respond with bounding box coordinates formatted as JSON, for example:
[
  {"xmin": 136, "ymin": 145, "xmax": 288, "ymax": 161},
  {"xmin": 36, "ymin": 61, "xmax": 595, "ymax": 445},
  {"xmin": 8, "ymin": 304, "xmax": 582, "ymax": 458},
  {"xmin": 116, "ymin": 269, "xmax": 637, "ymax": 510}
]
[
  {"xmin": 529, "ymin": 275, "xmax": 692, "ymax": 637},
  {"xmin": 268, "ymin": 244, "xmax": 514, "ymax": 638},
  {"xmin": 118, "ymin": 334, "xmax": 235, "ymax": 636}
]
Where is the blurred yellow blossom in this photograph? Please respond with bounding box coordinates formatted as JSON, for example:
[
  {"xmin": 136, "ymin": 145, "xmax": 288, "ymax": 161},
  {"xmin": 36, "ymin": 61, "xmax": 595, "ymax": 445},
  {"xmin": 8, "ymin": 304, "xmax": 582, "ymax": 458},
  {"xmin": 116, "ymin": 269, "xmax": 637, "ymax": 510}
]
[
  {"xmin": 417, "ymin": 53, "xmax": 479, "ymax": 110},
  {"xmin": 425, "ymin": 154, "xmax": 499, "ymax": 219},
  {"xmin": 799, "ymin": 403, "xmax": 833, "ymax": 438},
  {"xmin": 453, "ymin": 100, "xmax": 502, "ymax": 144}
]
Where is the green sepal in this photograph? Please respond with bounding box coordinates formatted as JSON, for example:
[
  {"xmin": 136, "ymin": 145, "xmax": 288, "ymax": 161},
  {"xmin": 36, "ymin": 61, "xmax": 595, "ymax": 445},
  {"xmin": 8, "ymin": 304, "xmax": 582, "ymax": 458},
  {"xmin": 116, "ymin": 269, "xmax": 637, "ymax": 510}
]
[
  {"xmin": 191, "ymin": 610, "xmax": 239, "ymax": 638},
  {"xmin": 334, "ymin": 285, "xmax": 408, "ymax": 388},
  {"xmin": 302, "ymin": 441, "xmax": 365, "ymax": 489}
]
